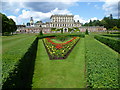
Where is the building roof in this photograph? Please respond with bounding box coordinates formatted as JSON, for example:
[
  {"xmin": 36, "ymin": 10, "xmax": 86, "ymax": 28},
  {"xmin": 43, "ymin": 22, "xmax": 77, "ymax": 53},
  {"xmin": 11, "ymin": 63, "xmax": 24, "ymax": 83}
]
[{"xmin": 50, "ymin": 14, "xmax": 74, "ymax": 19}]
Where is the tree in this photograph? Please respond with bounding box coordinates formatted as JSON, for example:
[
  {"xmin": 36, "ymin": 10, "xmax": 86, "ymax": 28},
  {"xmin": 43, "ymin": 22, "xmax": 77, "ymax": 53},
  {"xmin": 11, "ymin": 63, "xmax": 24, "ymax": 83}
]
[
  {"xmin": 40, "ymin": 30, "xmax": 43, "ymax": 35},
  {"xmin": 112, "ymin": 26, "xmax": 118, "ymax": 30},
  {"xmin": 68, "ymin": 28, "xmax": 73, "ymax": 32},
  {"xmin": 9, "ymin": 18, "xmax": 17, "ymax": 34},
  {"xmin": 1, "ymin": 13, "xmax": 17, "ymax": 35},
  {"xmin": 82, "ymin": 14, "xmax": 120, "ymax": 30},
  {"xmin": 51, "ymin": 28, "xmax": 56, "ymax": 31},
  {"xmin": 60, "ymin": 28, "xmax": 63, "ymax": 34},
  {"xmin": 89, "ymin": 20, "xmax": 93, "ymax": 26},
  {"xmin": 85, "ymin": 29, "xmax": 89, "ymax": 35}
]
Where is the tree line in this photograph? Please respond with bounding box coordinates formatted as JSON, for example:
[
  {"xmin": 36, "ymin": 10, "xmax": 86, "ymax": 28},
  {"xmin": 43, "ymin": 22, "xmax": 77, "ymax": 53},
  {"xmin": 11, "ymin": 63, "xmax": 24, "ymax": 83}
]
[
  {"xmin": 83, "ymin": 14, "xmax": 120, "ymax": 30},
  {"xmin": 1, "ymin": 13, "xmax": 17, "ymax": 35}
]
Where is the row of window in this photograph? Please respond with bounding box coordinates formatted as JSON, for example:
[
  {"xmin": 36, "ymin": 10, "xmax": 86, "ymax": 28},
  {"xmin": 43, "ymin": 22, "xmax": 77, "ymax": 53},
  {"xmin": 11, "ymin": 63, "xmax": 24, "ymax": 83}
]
[
  {"xmin": 52, "ymin": 17, "xmax": 73, "ymax": 19},
  {"xmin": 51, "ymin": 24, "xmax": 74, "ymax": 27},
  {"xmin": 52, "ymin": 19, "xmax": 74, "ymax": 22}
]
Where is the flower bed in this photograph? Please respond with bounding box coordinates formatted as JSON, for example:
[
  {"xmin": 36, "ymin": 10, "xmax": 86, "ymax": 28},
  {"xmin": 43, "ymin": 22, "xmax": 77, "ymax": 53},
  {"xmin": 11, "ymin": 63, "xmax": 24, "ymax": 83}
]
[{"xmin": 43, "ymin": 37, "xmax": 80, "ymax": 60}]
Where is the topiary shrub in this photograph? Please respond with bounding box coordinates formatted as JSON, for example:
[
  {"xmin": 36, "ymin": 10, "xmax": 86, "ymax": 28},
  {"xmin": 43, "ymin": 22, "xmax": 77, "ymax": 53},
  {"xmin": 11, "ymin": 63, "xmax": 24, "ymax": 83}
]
[
  {"xmin": 40, "ymin": 30, "xmax": 43, "ymax": 36},
  {"xmin": 85, "ymin": 29, "xmax": 89, "ymax": 35}
]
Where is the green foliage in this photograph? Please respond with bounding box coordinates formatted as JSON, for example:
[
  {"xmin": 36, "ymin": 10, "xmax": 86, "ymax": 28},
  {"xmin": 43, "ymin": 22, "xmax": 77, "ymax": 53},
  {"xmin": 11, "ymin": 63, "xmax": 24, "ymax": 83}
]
[
  {"xmin": 94, "ymin": 35, "xmax": 120, "ymax": 53},
  {"xmin": 83, "ymin": 14, "xmax": 120, "ymax": 30},
  {"xmin": 73, "ymin": 27, "xmax": 80, "ymax": 32},
  {"xmin": 55, "ymin": 35, "xmax": 70, "ymax": 42},
  {"xmin": 38, "ymin": 32, "xmax": 85, "ymax": 38},
  {"xmin": 68, "ymin": 28, "xmax": 73, "ymax": 32},
  {"xmin": 51, "ymin": 28, "xmax": 56, "ymax": 31},
  {"xmin": 85, "ymin": 29, "xmax": 89, "ymax": 35},
  {"xmin": 40, "ymin": 30, "xmax": 43, "ymax": 36},
  {"xmin": 102, "ymin": 34, "xmax": 120, "ymax": 37},
  {"xmin": 3, "ymin": 37, "xmax": 38, "ymax": 88},
  {"xmin": 110, "ymin": 32, "xmax": 120, "ymax": 34},
  {"xmin": 85, "ymin": 36, "xmax": 119, "ymax": 88},
  {"xmin": 112, "ymin": 26, "xmax": 118, "ymax": 30},
  {"xmin": 2, "ymin": 34, "xmax": 36, "ymax": 84},
  {"xmin": 1, "ymin": 13, "xmax": 17, "ymax": 35},
  {"xmin": 56, "ymin": 28, "xmax": 63, "ymax": 33},
  {"xmin": 3, "ymin": 32, "xmax": 11, "ymax": 36}
]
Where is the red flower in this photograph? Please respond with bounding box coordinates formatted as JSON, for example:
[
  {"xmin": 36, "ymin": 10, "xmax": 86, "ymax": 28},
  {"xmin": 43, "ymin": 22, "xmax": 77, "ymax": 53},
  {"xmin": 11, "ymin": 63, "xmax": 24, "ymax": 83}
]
[
  {"xmin": 55, "ymin": 45, "xmax": 63, "ymax": 49},
  {"xmin": 45, "ymin": 37, "xmax": 77, "ymax": 48}
]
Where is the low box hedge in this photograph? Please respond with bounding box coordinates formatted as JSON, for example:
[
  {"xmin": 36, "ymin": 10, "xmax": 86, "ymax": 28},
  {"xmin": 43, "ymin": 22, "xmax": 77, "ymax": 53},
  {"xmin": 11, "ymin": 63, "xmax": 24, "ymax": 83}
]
[
  {"xmin": 102, "ymin": 34, "xmax": 120, "ymax": 37},
  {"xmin": 94, "ymin": 35, "xmax": 120, "ymax": 53}
]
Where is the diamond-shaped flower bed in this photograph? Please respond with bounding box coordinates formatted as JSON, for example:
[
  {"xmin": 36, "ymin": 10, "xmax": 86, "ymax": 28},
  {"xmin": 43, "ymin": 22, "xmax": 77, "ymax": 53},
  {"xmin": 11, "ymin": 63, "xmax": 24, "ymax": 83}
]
[{"xmin": 43, "ymin": 36, "xmax": 80, "ymax": 60}]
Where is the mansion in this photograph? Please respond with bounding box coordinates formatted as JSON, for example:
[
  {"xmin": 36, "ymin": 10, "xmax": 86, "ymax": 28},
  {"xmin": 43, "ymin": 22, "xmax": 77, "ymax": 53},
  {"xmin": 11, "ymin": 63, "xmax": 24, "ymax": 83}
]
[{"xmin": 16, "ymin": 15, "xmax": 106, "ymax": 33}]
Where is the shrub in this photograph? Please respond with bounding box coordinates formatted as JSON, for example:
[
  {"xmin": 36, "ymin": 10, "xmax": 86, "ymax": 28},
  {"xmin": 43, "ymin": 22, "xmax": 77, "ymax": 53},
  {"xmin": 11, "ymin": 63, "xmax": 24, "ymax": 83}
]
[
  {"xmin": 102, "ymin": 34, "xmax": 120, "ymax": 37},
  {"xmin": 40, "ymin": 30, "xmax": 43, "ymax": 36},
  {"xmin": 110, "ymin": 32, "xmax": 120, "ymax": 34},
  {"xmin": 85, "ymin": 29, "xmax": 89, "ymax": 35},
  {"xmin": 94, "ymin": 35, "xmax": 120, "ymax": 53},
  {"xmin": 3, "ymin": 32, "xmax": 11, "ymax": 36}
]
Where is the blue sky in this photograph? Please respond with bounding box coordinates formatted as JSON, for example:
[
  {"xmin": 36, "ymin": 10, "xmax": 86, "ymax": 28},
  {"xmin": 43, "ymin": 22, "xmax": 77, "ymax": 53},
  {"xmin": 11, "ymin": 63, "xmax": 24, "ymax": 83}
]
[
  {"xmin": 68, "ymin": 2, "xmax": 105, "ymax": 19},
  {"xmin": 1, "ymin": 0, "xmax": 119, "ymax": 25}
]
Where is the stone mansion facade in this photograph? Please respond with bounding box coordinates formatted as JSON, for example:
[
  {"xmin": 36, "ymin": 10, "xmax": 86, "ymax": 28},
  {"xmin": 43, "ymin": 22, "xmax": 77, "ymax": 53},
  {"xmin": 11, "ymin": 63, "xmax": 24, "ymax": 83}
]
[
  {"xmin": 50, "ymin": 15, "xmax": 81, "ymax": 28},
  {"xmin": 16, "ymin": 15, "xmax": 106, "ymax": 33}
]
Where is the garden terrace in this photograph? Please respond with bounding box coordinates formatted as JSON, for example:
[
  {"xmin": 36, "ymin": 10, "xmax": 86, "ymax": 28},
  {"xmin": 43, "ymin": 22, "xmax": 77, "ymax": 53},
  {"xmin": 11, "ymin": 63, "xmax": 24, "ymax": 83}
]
[{"xmin": 1, "ymin": 32, "xmax": 119, "ymax": 88}]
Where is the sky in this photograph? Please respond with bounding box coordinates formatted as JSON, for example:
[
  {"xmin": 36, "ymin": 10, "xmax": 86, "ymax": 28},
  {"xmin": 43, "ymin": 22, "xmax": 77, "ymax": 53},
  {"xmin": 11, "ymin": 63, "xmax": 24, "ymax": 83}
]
[{"xmin": 1, "ymin": 0, "xmax": 119, "ymax": 25}]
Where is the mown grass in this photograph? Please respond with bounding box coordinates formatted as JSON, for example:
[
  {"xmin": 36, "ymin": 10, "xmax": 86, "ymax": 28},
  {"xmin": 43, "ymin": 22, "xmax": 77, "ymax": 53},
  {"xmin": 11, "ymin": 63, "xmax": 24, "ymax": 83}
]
[
  {"xmin": 2, "ymin": 34, "xmax": 37, "ymax": 83},
  {"xmin": 51, "ymin": 37, "xmax": 73, "ymax": 43},
  {"xmin": 32, "ymin": 38, "xmax": 86, "ymax": 88}
]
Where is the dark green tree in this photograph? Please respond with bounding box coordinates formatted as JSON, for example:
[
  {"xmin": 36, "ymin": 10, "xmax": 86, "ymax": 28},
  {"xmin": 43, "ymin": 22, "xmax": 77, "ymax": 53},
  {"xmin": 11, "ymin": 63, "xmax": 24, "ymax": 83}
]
[
  {"xmin": 1, "ymin": 13, "xmax": 17, "ymax": 35},
  {"xmin": 40, "ymin": 30, "xmax": 43, "ymax": 35},
  {"xmin": 82, "ymin": 14, "xmax": 120, "ymax": 30},
  {"xmin": 85, "ymin": 29, "xmax": 89, "ymax": 35},
  {"xmin": 9, "ymin": 18, "xmax": 17, "ymax": 35}
]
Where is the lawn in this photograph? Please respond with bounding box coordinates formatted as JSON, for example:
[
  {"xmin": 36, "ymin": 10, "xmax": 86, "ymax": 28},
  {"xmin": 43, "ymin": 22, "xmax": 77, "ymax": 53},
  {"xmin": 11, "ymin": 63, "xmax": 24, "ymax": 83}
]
[
  {"xmin": 32, "ymin": 38, "xmax": 86, "ymax": 88},
  {"xmin": 2, "ymin": 34, "xmax": 37, "ymax": 83}
]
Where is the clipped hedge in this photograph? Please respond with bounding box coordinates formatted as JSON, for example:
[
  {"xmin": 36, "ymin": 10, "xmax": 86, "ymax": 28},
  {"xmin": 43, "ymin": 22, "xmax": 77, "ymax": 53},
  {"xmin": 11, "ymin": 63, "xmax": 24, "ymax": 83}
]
[
  {"xmin": 2, "ymin": 37, "xmax": 39, "ymax": 88},
  {"xmin": 94, "ymin": 35, "xmax": 120, "ymax": 53},
  {"xmin": 38, "ymin": 33, "xmax": 85, "ymax": 39},
  {"xmin": 102, "ymin": 34, "xmax": 120, "ymax": 37},
  {"xmin": 85, "ymin": 36, "xmax": 119, "ymax": 88},
  {"xmin": 110, "ymin": 32, "xmax": 120, "ymax": 34}
]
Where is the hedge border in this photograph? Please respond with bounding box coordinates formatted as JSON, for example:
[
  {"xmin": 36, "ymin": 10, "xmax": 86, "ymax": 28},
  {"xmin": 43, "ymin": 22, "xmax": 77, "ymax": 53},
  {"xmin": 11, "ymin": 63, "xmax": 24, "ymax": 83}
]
[{"xmin": 94, "ymin": 35, "xmax": 120, "ymax": 53}]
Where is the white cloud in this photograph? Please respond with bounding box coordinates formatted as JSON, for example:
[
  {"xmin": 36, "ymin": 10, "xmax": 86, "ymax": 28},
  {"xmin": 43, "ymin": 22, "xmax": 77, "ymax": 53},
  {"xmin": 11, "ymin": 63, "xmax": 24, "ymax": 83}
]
[
  {"xmin": 10, "ymin": 8, "xmax": 72, "ymax": 24},
  {"xmin": 94, "ymin": 5, "xmax": 100, "ymax": 9},
  {"xmin": 102, "ymin": 0, "xmax": 119, "ymax": 18},
  {"xmin": 51, "ymin": 8, "xmax": 72, "ymax": 15},
  {"xmin": 74, "ymin": 15, "xmax": 102, "ymax": 24},
  {"xmin": 9, "ymin": 9, "xmax": 101, "ymax": 25},
  {"xmin": 74, "ymin": 15, "xmax": 89, "ymax": 24},
  {"xmin": 8, "ymin": 16, "xmax": 17, "ymax": 23},
  {"xmin": 14, "ymin": 8, "xmax": 20, "ymax": 13},
  {"xmin": 87, "ymin": 2, "xmax": 91, "ymax": 5}
]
